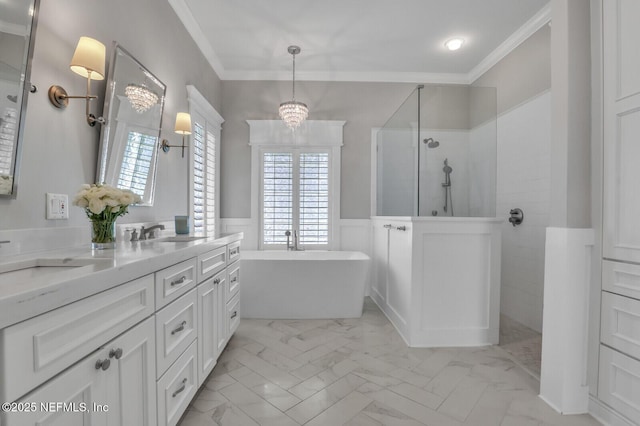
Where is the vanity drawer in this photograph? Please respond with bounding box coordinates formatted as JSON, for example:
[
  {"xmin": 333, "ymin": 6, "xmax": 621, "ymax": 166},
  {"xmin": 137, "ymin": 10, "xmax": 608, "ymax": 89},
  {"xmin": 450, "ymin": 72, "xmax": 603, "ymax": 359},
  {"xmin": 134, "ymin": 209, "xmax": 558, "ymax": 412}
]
[
  {"xmin": 227, "ymin": 294, "xmax": 240, "ymax": 337},
  {"xmin": 157, "ymin": 341, "xmax": 198, "ymax": 426},
  {"xmin": 155, "ymin": 258, "xmax": 197, "ymax": 309},
  {"xmin": 228, "ymin": 240, "xmax": 241, "ymax": 264},
  {"xmin": 603, "ymin": 259, "xmax": 640, "ymax": 300},
  {"xmin": 601, "ymin": 291, "xmax": 640, "ymax": 359},
  {"xmin": 598, "ymin": 345, "xmax": 640, "ymax": 424},
  {"xmin": 227, "ymin": 262, "xmax": 240, "ymax": 301},
  {"xmin": 0, "ymin": 274, "xmax": 154, "ymax": 404},
  {"xmin": 156, "ymin": 289, "xmax": 197, "ymax": 378},
  {"xmin": 197, "ymin": 246, "xmax": 226, "ymax": 283}
]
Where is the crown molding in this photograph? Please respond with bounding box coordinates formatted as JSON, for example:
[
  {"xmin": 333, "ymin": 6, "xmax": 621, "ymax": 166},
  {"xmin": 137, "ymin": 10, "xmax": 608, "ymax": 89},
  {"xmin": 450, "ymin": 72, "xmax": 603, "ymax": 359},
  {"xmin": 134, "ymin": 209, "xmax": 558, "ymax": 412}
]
[
  {"xmin": 168, "ymin": 0, "xmax": 226, "ymax": 79},
  {"xmin": 226, "ymin": 70, "xmax": 469, "ymax": 84},
  {"xmin": 467, "ymin": 3, "xmax": 551, "ymax": 84},
  {"xmin": 170, "ymin": 0, "xmax": 551, "ymax": 85}
]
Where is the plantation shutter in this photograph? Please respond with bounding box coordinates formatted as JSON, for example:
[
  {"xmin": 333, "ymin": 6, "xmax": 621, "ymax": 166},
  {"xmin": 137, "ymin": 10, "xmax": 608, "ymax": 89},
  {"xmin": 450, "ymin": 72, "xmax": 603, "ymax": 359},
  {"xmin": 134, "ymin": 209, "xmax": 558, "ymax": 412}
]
[
  {"xmin": 192, "ymin": 121, "xmax": 206, "ymax": 233},
  {"xmin": 299, "ymin": 152, "xmax": 329, "ymax": 244},
  {"xmin": 262, "ymin": 152, "xmax": 293, "ymax": 244},
  {"xmin": 204, "ymin": 128, "xmax": 216, "ymax": 235}
]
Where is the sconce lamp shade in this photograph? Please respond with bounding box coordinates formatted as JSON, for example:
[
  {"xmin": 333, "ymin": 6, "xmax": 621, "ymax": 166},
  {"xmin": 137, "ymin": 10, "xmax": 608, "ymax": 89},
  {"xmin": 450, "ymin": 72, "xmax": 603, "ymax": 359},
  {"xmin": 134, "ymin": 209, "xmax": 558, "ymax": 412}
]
[
  {"xmin": 174, "ymin": 112, "xmax": 192, "ymax": 135},
  {"xmin": 69, "ymin": 37, "xmax": 106, "ymax": 80}
]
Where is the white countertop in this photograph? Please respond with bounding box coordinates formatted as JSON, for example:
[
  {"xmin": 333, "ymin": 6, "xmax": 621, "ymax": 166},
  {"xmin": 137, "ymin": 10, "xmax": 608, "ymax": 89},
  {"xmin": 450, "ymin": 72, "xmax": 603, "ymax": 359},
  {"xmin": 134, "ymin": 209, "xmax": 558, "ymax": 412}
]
[{"xmin": 0, "ymin": 233, "xmax": 243, "ymax": 329}]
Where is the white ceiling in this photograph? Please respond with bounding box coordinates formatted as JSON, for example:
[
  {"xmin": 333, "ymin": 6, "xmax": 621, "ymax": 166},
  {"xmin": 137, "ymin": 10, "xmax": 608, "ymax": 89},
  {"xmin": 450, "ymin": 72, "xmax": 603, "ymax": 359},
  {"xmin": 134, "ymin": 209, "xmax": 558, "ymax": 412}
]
[{"xmin": 170, "ymin": 0, "xmax": 550, "ymax": 83}]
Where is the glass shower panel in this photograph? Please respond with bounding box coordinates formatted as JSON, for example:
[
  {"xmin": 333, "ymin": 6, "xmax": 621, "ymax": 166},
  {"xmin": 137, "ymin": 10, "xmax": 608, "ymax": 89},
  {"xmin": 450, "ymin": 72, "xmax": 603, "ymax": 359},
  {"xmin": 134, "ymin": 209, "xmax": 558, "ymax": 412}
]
[
  {"xmin": 376, "ymin": 84, "xmax": 497, "ymax": 218},
  {"xmin": 376, "ymin": 88, "xmax": 419, "ymax": 216}
]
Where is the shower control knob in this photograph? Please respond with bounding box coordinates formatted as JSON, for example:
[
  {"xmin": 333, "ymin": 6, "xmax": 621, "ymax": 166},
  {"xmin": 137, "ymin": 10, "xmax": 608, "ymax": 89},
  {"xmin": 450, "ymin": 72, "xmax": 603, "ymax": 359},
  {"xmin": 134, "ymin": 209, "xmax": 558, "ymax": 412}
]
[{"xmin": 508, "ymin": 208, "xmax": 524, "ymax": 227}]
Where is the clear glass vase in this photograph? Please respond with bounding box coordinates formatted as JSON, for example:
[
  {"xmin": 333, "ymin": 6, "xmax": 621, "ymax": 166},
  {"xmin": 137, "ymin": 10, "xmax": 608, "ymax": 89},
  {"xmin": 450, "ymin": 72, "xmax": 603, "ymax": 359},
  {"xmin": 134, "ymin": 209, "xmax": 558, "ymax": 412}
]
[{"xmin": 91, "ymin": 219, "xmax": 116, "ymax": 250}]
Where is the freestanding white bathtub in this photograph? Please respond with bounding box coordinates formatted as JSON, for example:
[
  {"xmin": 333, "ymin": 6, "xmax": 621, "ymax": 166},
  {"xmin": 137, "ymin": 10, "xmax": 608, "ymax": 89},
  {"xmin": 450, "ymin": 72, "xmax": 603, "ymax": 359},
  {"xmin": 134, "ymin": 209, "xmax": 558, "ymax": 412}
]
[{"xmin": 240, "ymin": 251, "xmax": 370, "ymax": 319}]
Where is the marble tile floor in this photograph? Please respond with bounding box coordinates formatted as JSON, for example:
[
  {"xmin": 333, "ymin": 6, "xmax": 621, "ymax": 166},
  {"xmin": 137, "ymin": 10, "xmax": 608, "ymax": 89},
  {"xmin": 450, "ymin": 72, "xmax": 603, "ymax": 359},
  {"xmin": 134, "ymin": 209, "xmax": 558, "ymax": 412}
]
[
  {"xmin": 179, "ymin": 298, "xmax": 599, "ymax": 426},
  {"xmin": 498, "ymin": 315, "xmax": 542, "ymax": 379}
]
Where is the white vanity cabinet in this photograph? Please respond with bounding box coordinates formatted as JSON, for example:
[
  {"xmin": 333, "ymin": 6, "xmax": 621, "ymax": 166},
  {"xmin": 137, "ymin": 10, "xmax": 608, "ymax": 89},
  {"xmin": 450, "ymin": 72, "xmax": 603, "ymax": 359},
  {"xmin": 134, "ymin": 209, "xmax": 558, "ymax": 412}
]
[
  {"xmin": 0, "ymin": 235, "xmax": 242, "ymax": 426},
  {"xmin": 3, "ymin": 316, "xmax": 156, "ymax": 426}
]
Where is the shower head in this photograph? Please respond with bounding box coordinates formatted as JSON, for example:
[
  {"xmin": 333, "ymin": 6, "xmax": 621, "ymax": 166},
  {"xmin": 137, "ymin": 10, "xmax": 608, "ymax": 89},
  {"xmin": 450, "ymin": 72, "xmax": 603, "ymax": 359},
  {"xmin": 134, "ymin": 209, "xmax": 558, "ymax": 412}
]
[
  {"xmin": 423, "ymin": 137, "xmax": 440, "ymax": 148},
  {"xmin": 443, "ymin": 158, "xmax": 452, "ymax": 174}
]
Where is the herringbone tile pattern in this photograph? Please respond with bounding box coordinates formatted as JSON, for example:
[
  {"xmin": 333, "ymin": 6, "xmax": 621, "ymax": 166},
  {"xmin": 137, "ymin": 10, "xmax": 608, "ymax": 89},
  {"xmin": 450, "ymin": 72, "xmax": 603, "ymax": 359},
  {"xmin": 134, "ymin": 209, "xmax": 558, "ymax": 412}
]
[{"xmin": 179, "ymin": 299, "xmax": 600, "ymax": 426}]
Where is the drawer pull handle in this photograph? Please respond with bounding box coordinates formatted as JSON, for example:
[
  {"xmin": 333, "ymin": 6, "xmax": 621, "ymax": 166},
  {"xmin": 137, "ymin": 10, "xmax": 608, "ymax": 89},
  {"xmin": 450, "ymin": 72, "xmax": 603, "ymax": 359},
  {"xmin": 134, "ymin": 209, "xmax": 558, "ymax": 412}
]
[
  {"xmin": 172, "ymin": 378, "xmax": 188, "ymax": 397},
  {"xmin": 109, "ymin": 348, "xmax": 123, "ymax": 360},
  {"xmin": 213, "ymin": 278, "xmax": 221, "ymax": 285},
  {"xmin": 230, "ymin": 248, "xmax": 238, "ymax": 256},
  {"xmin": 396, "ymin": 226, "xmax": 407, "ymax": 231},
  {"xmin": 383, "ymin": 224, "xmax": 393, "ymax": 229},
  {"xmin": 170, "ymin": 276, "xmax": 187, "ymax": 286},
  {"xmin": 230, "ymin": 311, "xmax": 237, "ymax": 319},
  {"xmin": 171, "ymin": 320, "xmax": 188, "ymax": 335},
  {"xmin": 95, "ymin": 358, "xmax": 111, "ymax": 371},
  {"xmin": 231, "ymin": 277, "xmax": 238, "ymax": 283}
]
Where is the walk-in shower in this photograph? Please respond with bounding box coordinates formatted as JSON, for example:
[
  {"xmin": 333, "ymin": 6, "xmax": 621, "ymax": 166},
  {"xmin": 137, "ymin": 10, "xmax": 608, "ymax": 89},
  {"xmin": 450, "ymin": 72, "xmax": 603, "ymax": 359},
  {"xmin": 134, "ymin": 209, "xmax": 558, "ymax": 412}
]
[{"xmin": 375, "ymin": 84, "xmax": 497, "ymax": 217}]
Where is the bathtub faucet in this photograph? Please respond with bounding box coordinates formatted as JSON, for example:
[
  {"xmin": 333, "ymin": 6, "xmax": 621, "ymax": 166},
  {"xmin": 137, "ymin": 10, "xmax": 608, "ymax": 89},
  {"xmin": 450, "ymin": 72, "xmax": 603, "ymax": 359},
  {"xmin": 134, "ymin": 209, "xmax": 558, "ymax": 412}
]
[
  {"xmin": 284, "ymin": 230, "xmax": 304, "ymax": 251},
  {"xmin": 293, "ymin": 230, "xmax": 304, "ymax": 251}
]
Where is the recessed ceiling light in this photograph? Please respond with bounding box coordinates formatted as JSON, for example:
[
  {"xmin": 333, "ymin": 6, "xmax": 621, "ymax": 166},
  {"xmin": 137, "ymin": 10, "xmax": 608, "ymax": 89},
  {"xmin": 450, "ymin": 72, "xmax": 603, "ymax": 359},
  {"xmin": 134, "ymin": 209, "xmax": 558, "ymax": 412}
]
[{"xmin": 445, "ymin": 38, "xmax": 464, "ymax": 51}]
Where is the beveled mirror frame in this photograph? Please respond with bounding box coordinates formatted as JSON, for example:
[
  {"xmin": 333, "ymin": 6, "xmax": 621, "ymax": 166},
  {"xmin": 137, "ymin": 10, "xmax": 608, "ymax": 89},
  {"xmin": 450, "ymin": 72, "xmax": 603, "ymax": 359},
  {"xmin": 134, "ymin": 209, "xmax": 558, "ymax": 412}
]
[
  {"xmin": 0, "ymin": 0, "xmax": 40, "ymax": 199},
  {"xmin": 96, "ymin": 43, "xmax": 166, "ymax": 206}
]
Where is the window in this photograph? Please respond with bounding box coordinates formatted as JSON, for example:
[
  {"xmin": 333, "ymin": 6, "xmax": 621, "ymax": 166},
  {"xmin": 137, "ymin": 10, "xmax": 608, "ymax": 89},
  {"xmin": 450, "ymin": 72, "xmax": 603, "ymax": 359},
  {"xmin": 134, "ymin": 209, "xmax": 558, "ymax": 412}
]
[
  {"xmin": 261, "ymin": 149, "xmax": 330, "ymax": 248},
  {"xmin": 249, "ymin": 120, "xmax": 343, "ymax": 250},
  {"xmin": 188, "ymin": 86, "xmax": 224, "ymax": 236}
]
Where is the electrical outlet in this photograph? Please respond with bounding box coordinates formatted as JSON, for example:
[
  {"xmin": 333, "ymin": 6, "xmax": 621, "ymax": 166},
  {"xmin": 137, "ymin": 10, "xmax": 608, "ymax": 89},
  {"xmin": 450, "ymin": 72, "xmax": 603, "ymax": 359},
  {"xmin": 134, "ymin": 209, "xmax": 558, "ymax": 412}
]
[{"xmin": 46, "ymin": 193, "xmax": 69, "ymax": 220}]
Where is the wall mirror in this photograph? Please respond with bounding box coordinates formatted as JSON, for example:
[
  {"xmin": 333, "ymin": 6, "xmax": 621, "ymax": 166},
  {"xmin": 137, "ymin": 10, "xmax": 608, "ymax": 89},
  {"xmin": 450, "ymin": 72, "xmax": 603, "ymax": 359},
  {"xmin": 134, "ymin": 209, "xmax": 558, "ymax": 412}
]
[
  {"xmin": 96, "ymin": 43, "xmax": 165, "ymax": 206},
  {"xmin": 0, "ymin": 0, "xmax": 39, "ymax": 198}
]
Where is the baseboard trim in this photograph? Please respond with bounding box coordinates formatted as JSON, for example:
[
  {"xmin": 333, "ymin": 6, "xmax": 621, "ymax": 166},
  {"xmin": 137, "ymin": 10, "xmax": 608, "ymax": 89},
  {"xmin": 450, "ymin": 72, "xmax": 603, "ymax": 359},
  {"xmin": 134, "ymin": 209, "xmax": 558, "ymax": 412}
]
[{"xmin": 589, "ymin": 395, "xmax": 636, "ymax": 426}]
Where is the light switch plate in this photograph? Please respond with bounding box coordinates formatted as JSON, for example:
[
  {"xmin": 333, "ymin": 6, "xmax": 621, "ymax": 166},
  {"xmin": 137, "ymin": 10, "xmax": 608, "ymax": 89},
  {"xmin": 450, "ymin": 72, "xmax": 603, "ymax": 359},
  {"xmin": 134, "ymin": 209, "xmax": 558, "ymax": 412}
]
[{"xmin": 46, "ymin": 193, "xmax": 69, "ymax": 220}]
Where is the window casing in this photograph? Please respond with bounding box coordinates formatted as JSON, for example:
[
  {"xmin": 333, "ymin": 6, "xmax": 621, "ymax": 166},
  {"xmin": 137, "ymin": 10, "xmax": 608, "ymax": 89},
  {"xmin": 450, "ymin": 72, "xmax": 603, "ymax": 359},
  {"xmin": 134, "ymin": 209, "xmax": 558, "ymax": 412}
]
[
  {"xmin": 249, "ymin": 120, "xmax": 344, "ymax": 251},
  {"xmin": 187, "ymin": 85, "xmax": 223, "ymax": 236}
]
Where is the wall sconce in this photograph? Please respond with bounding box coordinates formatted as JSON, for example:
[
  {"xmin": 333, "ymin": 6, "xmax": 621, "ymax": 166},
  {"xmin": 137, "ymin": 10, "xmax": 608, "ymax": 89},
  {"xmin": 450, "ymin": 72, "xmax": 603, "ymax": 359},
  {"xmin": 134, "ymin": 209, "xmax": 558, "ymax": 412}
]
[
  {"xmin": 161, "ymin": 112, "xmax": 192, "ymax": 158},
  {"xmin": 48, "ymin": 36, "xmax": 106, "ymax": 127}
]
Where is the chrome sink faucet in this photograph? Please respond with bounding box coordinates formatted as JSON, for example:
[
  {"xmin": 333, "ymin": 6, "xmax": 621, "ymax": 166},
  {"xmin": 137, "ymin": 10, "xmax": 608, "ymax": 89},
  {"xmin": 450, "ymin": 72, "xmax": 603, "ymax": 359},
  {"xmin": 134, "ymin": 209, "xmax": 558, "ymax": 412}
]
[{"xmin": 139, "ymin": 224, "xmax": 165, "ymax": 240}]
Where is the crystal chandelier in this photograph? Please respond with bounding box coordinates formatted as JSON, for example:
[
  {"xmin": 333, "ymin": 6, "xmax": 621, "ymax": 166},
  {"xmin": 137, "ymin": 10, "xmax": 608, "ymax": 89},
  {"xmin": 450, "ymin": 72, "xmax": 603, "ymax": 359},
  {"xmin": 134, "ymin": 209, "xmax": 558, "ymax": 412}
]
[
  {"xmin": 279, "ymin": 46, "xmax": 308, "ymax": 129},
  {"xmin": 125, "ymin": 83, "xmax": 159, "ymax": 113}
]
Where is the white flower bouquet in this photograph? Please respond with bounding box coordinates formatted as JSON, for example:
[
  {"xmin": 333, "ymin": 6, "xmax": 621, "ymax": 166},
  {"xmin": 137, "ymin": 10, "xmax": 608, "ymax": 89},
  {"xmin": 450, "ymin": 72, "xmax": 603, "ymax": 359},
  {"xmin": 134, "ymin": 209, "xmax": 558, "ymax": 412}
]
[{"xmin": 73, "ymin": 184, "xmax": 141, "ymax": 248}]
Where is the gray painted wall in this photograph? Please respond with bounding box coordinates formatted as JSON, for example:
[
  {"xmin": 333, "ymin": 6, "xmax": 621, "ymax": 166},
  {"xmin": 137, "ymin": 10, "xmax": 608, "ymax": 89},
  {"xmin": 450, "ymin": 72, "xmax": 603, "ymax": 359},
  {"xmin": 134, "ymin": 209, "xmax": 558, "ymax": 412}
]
[
  {"xmin": 472, "ymin": 25, "xmax": 551, "ymax": 115},
  {"xmin": 0, "ymin": 0, "xmax": 221, "ymax": 230},
  {"xmin": 220, "ymin": 80, "xmax": 420, "ymax": 219}
]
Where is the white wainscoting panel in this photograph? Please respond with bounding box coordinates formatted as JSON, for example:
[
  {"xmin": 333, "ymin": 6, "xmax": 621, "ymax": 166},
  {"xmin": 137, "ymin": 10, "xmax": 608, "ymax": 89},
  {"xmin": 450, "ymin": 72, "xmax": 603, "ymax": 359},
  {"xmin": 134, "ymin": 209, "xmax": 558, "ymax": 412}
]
[
  {"xmin": 540, "ymin": 227, "xmax": 594, "ymax": 414},
  {"xmin": 220, "ymin": 218, "xmax": 255, "ymax": 250}
]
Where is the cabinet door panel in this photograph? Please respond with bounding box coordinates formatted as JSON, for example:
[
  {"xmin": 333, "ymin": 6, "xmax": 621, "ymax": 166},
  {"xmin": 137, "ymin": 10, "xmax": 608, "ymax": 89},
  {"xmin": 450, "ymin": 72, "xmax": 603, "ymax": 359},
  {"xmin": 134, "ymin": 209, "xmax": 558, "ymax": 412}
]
[
  {"xmin": 216, "ymin": 274, "xmax": 228, "ymax": 353},
  {"xmin": 107, "ymin": 317, "xmax": 156, "ymax": 426},
  {"xmin": 2, "ymin": 349, "xmax": 109, "ymax": 426},
  {"xmin": 197, "ymin": 275, "xmax": 219, "ymax": 386}
]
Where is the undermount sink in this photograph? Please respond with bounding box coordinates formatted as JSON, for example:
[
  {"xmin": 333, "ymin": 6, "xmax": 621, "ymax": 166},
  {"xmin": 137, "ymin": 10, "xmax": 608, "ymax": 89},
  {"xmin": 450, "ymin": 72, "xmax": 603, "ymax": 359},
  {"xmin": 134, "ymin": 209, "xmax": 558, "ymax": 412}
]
[
  {"xmin": 153, "ymin": 236, "xmax": 207, "ymax": 242},
  {"xmin": 0, "ymin": 258, "xmax": 111, "ymax": 286}
]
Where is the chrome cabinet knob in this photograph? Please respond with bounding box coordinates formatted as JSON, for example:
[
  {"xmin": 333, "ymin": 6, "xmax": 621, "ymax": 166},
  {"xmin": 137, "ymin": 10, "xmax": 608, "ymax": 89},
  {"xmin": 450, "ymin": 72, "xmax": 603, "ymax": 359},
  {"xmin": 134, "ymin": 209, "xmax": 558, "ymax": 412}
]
[
  {"xmin": 95, "ymin": 358, "xmax": 111, "ymax": 371},
  {"xmin": 213, "ymin": 278, "xmax": 221, "ymax": 285},
  {"xmin": 109, "ymin": 348, "xmax": 123, "ymax": 359}
]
